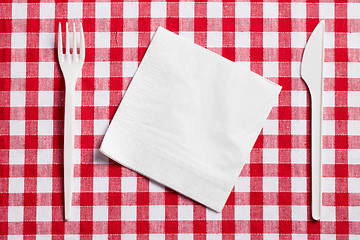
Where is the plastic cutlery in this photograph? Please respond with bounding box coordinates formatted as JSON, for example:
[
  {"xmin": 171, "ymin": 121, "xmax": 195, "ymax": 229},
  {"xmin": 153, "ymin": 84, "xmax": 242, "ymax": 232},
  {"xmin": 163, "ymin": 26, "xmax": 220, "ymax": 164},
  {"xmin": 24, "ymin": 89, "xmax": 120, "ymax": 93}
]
[
  {"xmin": 57, "ymin": 22, "xmax": 85, "ymax": 221},
  {"xmin": 300, "ymin": 20, "xmax": 325, "ymax": 221}
]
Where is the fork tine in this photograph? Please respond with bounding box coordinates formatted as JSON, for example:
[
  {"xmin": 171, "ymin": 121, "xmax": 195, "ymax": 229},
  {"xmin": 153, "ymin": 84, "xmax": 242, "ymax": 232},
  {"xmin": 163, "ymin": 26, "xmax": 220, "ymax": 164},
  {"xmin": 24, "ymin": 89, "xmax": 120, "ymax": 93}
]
[
  {"xmin": 73, "ymin": 23, "xmax": 77, "ymax": 55},
  {"xmin": 58, "ymin": 22, "xmax": 63, "ymax": 59},
  {"xmin": 79, "ymin": 23, "xmax": 85, "ymax": 61},
  {"xmin": 65, "ymin": 22, "xmax": 70, "ymax": 56}
]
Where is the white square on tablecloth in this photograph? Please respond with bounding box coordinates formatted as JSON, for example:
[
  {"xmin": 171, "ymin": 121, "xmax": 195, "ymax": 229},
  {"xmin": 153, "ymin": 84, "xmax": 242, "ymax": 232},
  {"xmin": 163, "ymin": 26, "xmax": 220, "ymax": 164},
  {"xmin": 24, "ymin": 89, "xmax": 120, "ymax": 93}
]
[
  {"xmin": 37, "ymin": 178, "xmax": 52, "ymax": 193},
  {"xmin": 123, "ymin": 2, "xmax": 138, "ymax": 18},
  {"xmin": 9, "ymin": 177, "xmax": 24, "ymax": 193},
  {"xmin": 348, "ymin": 149, "xmax": 360, "ymax": 164},
  {"xmin": 178, "ymin": 235, "xmax": 193, "ymax": 240},
  {"xmin": 349, "ymin": 178, "xmax": 360, "ymax": 193},
  {"xmin": 10, "ymin": 120, "xmax": 25, "ymax": 135},
  {"xmin": 122, "ymin": 61, "xmax": 138, "ymax": 77},
  {"xmin": 10, "ymin": 91, "xmax": 25, "ymax": 107},
  {"xmin": 40, "ymin": 3, "xmax": 55, "ymax": 19},
  {"xmin": 149, "ymin": 180, "xmax": 165, "ymax": 192},
  {"xmin": 349, "ymin": 62, "xmax": 360, "ymax": 78},
  {"xmin": 39, "ymin": 62, "xmax": 54, "ymax": 78},
  {"xmin": 11, "ymin": 33, "xmax": 26, "ymax": 48},
  {"xmin": 177, "ymin": 205, "xmax": 193, "ymax": 220},
  {"xmin": 323, "ymin": 149, "xmax": 335, "ymax": 165},
  {"xmin": 291, "ymin": 149, "xmax": 307, "ymax": 164},
  {"xmin": 323, "ymin": 91, "xmax": 335, "ymax": 107},
  {"xmin": 323, "ymin": 177, "xmax": 335, "ymax": 192},
  {"xmin": 95, "ymin": 2, "xmax": 111, "ymax": 18},
  {"xmin": 263, "ymin": 62, "xmax": 279, "ymax": 78},
  {"xmin": 319, "ymin": 3, "xmax": 334, "ymax": 19},
  {"xmin": 11, "ymin": 62, "xmax": 26, "ymax": 78},
  {"xmin": 291, "ymin": 32, "xmax": 306, "ymax": 48},
  {"xmin": 349, "ymin": 206, "xmax": 360, "ymax": 221},
  {"xmin": 68, "ymin": 2, "xmax": 83, "ymax": 19},
  {"xmin": 179, "ymin": 2, "xmax": 194, "ymax": 18},
  {"xmin": 149, "ymin": 205, "xmax": 165, "ymax": 220},
  {"xmin": 325, "ymin": 32, "xmax": 335, "ymax": 49},
  {"xmin": 263, "ymin": 32, "xmax": 279, "ymax": 48},
  {"xmin": 123, "ymin": 32, "xmax": 138, "ymax": 48},
  {"xmin": 263, "ymin": 149, "xmax": 279, "ymax": 164},
  {"xmin": 234, "ymin": 205, "xmax": 250, "ymax": 220},
  {"xmin": 235, "ymin": 234, "xmax": 250, "ymax": 240},
  {"xmin": 121, "ymin": 206, "xmax": 137, "ymax": 220},
  {"xmin": 121, "ymin": 177, "xmax": 137, "ymax": 192},
  {"xmin": 38, "ymin": 120, "xmax": 53, "ymax": 135},
  {"xmin": 94, "ymin": 91, "xmax": 110, "ymax": 106},
  {"xmin": 179, "ymin": 32, "xmax": 194, "ymax": 42},
  {"xmin": 264, "ymin": 235, "xmax": 279, "ymax": 240},
  {"xmin": 348, "ymin": 121, "xmax": 360, "ymax": 135},
  {"xmin": 207, "ymin": 2, "xmax": 222, "ymax": 18},
  {"xmin": 12, "ymin": 3, "xmax": 27, "ymax": 19},
  {"xmin": 36, "ymin": 206, "xmax": 52, "ymax": 221},
  {"xmin": 291, "ymin": 91, "xmax": 307, "ymax": 107},
  {"xmin": 95, "ymin": 32, "xmax": 111, "ymax": 48},
  {"xmin": 93, "ymin": 177, "xmax": 109, "ymax": 192},
  {"xmin": 322, "ymin": 206, "xmax": 336, "ymax": 221},
  {"xmin": 235, "ymin": 32, "xmax": 250, "ymax": 48},
  {"xmin": 65, "ymin": 235, "xmax": 80, "ymax": 240},
  {"xmin": 207, "ymin": 235, "xmax": 222, "ymax": 240},
  {"xmin": 38, "ymin": 91, "xmax": 54, "ymax": 107},
  {"xmin": 151, "ymin": 2, "xmax": 166, "ymax": 18},
  {"xmin": 93, "ymin": 206, "xmax": 108, "ymax": 221},
  {"xmin": 263, "ymin": 205, "xmax": 279, "ymax": 220},
  {"xmin": 263, "ymin": 177, "xmax": 278, "ymax": 192},
  {"xmin": 37, "ymin": 149, "xmax": 53, "ymax": 164},
  {"xmin": 291, "ymin": 62, "xmax": 301, "ymax": 77},
  {"xmin": 95, "ymin": 62, "xmax": 110, "ymax": 78},
  {"xmin": 262, "ymin": 120, "xmax": 278, "ymax": 135},
  {"xmin": 291, "ymin": 177, "xmax": 307, "ymax": 192},
  {"xmin": 294, "ymin": 235, "xmax": 309, "ymax": 240},
  {"xmin": 323, "ymin": 120, "xmax": 335, "ymax": 135},
  {"xmin": 235, "ymin": 2, "xmax": 250, "ymax": 18},
  {"xmin": 149, "ymin": 235, "xmax": 165, "ymax": 240},
  {"xmin": 291, "ymin": 205, "xmax": 307, "ymax": 221},
  {"xmin": 348, "ymin": 33, "xmax": 360, "ymax": 48},
  {"xmin": 235, "ymin": 177, "xmax": 250, "ymax": 192},
  {"xmin": 93, "ymin": 235, "xmax": 109, "ymax": 240},
  {"xmin": 9, "ymin": 149, "xmax": 25, "ymax": 165},
  {"xmin": 206, "ymin": 208, "xmax": 222, "ymax": 220},
  {"xmin": 8, "ymin": 206, "xmax": 24, "ymax": 222},
  {"xmin": 291, "ymin": 3, "xmax": 306, "ymax": 18},
  {"xmin": 324, "ymin": 62, "xmax": 335, "ymax": 78},
  {"xmin": 94, "ymin": 120, "xmax": 109, "ymax": 135},
  {"xmin": 39, "ymin": 33, "xmax": 55, "ymax": 49},
  {"xmin": 291, "ymin": 120, "xmax": 307, "ymax": 135},
  {"xmin": 348, "ymin": 92, "xmax": 360, "ymax": 107},
  {"xmin": 35, "ymin": 235, "xmax": 52, "ymax": 240},
  {"xmin": 263, "ymin": 2, "xmax": 278, "ymax": 18},
  {"xmin": 347, "ymin": 3, "xmax": 360, "ymax": 19},
  {"xmin": 207, "ymin": 32, "xmax": 222, "ymax": 48}
]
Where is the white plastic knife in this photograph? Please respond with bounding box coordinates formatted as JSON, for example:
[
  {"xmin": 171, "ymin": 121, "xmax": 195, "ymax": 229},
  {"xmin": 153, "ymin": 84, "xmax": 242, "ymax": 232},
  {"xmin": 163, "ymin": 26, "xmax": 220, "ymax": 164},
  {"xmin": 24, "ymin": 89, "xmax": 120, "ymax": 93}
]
[{"xmin": 301, "ymin": 20, "xmax": 325, "ymax": 221}]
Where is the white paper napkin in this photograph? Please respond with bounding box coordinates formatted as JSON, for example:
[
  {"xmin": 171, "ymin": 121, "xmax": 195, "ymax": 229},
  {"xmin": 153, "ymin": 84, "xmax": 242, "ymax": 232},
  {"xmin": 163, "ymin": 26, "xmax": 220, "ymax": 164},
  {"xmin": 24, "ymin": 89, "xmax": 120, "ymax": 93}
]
[{"xmin": 100, "ymin": 27, "xmax": 282, "ymax": 212}]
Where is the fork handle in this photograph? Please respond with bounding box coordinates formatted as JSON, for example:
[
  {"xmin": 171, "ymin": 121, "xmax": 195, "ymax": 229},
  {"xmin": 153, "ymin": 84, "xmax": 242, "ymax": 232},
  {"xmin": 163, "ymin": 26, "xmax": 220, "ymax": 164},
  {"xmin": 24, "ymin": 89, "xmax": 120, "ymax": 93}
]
[{"xmin": 64, "ymin": 79, "xmax": 76, "ymax": 221}]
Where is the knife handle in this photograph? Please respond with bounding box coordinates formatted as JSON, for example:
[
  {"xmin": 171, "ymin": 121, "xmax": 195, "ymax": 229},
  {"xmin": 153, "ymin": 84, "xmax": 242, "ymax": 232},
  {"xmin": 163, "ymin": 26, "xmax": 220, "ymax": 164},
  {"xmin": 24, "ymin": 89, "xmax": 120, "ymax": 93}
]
[{"xmin": 311, "ymin": 92, "xmax": 322, "ymax": 221}]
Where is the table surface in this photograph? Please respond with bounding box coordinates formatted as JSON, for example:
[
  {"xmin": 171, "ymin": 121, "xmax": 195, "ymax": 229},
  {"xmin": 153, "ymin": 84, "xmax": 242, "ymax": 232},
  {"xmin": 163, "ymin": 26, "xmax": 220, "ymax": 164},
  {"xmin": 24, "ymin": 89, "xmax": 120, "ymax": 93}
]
[{"xmin": 1, "ymin": 0, "xmax": 359, "ymax": 239}]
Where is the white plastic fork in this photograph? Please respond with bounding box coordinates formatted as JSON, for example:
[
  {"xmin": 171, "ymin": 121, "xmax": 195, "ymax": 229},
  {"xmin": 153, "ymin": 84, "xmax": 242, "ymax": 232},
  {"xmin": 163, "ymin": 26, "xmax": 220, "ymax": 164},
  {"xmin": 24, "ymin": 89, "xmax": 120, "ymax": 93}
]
[{"xmin": 57, "ymin": 22, "xmax": 85, "ymax": 221}]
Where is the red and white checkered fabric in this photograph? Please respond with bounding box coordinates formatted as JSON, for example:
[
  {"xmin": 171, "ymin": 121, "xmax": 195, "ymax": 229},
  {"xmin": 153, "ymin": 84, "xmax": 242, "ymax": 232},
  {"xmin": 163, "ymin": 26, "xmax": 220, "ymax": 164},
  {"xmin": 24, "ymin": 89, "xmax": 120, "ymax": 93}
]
[{"xmin": 0, "ymin": 0, "xmax": 359, "ymax": 239}]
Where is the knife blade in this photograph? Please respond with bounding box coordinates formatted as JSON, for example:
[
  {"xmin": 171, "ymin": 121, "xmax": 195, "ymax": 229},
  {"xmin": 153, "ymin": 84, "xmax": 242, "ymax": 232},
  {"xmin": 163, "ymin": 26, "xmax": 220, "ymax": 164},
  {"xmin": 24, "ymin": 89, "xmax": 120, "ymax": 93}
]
[{"xmin": 300, "ymin": 20, "xmax": 325, "ymax": 221}]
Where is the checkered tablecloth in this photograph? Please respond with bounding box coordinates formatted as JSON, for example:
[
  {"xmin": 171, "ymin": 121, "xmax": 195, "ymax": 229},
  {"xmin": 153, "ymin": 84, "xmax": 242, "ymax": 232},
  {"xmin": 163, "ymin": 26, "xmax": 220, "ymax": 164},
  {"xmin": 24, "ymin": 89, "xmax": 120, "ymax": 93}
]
[{"xmin": 1, "ymin": 0, "xmax": 359, "ymax": 239}]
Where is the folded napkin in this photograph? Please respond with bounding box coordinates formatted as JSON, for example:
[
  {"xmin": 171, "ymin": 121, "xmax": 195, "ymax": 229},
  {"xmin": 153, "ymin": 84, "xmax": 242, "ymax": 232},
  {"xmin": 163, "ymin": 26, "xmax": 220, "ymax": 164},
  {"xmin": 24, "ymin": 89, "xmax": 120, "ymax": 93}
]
[{"xmin": 100, "ymin": 27, "xmax": 281, "ymax": 212}]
